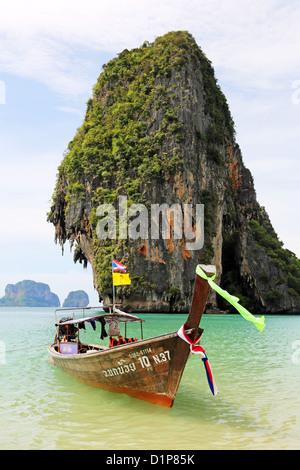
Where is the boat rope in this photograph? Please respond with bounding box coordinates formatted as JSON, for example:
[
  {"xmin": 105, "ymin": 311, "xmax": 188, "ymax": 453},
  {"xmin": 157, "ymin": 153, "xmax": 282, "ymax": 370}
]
[
  {"xmin": 177, "ymin": 324, "xmax": 218, "ymax": 396},
  {"xmin": 196, "ymin": 265, "xmax": 266, "ymax": 332},
  {"xmin": 0, "ymin": 343, "xmax": 49, "ymax": 354}
]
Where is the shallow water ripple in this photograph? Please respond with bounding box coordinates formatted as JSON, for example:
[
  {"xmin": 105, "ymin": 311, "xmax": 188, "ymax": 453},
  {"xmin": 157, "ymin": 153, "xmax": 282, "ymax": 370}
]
[{"xmin": 1, "ymin": 310, "xmax": 299, "ymax": 449}]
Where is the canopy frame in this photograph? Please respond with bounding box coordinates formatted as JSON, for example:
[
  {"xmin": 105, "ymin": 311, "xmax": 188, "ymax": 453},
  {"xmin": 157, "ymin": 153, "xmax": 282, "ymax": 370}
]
[{"xmin": 54, "ymin": 306, "xmax": 145, "ymax": 344}]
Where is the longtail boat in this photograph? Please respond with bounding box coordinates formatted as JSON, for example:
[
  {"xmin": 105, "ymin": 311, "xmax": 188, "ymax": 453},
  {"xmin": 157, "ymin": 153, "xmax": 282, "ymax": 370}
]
[{"xmin": 47, "ymin": 264, "xmax": 265, "ymax": 407}]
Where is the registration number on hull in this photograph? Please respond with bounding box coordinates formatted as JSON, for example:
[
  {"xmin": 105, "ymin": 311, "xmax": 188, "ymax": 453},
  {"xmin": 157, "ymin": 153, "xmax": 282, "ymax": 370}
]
[{"xmin": 102, "ymin": 350, "xmax": 170, "ymax": 378}]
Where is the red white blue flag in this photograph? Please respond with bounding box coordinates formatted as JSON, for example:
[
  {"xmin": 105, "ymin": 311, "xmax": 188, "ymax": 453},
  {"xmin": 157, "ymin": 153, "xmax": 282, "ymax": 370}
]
[
  {"xmin": 112, "ymin": 259, "xmax": 127, "ymax": 273},
  {"xmin": 177, "ymin": 324, "xmax": 218, "ymax": 396}
]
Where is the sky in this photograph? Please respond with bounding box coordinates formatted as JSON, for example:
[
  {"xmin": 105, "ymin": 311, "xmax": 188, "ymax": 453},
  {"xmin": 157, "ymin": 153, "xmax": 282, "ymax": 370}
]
[{"xmin": 0, "ymin": 0, "xmax": 299, "ymax": 306}]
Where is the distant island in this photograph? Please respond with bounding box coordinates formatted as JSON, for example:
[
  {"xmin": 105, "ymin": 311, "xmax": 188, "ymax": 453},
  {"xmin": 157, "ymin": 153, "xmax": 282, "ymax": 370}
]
[
  {"xmin": 0, "ymin": 280, "xmax": 60, "ymax": 307},
  {"xmin": 62, "ymin": 290, "xmax": 89, "ymax": 308}
]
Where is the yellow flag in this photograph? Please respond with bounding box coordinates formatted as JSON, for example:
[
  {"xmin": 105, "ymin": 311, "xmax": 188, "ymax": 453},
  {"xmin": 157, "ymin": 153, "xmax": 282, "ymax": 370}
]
[{"xmin": 113, "ymin": 272, "xmax": 131, "ymax": 286}]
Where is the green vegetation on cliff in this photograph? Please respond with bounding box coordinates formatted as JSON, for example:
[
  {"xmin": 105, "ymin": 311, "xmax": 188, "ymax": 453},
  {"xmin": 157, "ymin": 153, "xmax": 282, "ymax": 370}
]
[
  {"xmin": 62, "ymin": 290, "xmax": 89, "ymax": 308},
  {"xmin": 51, "ymin": 31, "xmax": 234, "ymax": 207},
  {"xmin": 0, "ymin": 280, "xmax": 60, "ymax": 307},
  {"xmin": 249, "ymin": 218, "xmax": 300, "ymax": 300},
  {"xmin": 49, "ymin": 31, "xmax": 235, "ymax": 297},
  {"xmin": 48, "ymin": 31, "xmax": 299, "ymax": 313}
]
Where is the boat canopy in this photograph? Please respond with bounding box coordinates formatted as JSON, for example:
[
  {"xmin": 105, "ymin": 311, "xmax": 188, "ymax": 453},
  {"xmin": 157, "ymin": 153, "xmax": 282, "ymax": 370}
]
[{"xmin": 56, "ymin": 308, "xmax": 144, "ymax": 326}]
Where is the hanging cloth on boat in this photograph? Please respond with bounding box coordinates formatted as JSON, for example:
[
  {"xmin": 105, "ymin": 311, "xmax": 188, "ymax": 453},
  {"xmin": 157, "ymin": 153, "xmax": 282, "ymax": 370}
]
[
  {"xmin": 177, "ymin": 324, "xmax": 218, "ymax": 396},
  {"xmin": 87, "ymin": 319, "xmax": 96, "ymax": 331},
  {"xmin": 107, "ymin": 320, "xmax": 121, "ymax": 337},
  {"xmin": 196, "ymin": 265, "xmax": 266, "ymax": 332},
  {"xmin": 95, "ymin": 316, "xmax": 108, "ymax": 340}
]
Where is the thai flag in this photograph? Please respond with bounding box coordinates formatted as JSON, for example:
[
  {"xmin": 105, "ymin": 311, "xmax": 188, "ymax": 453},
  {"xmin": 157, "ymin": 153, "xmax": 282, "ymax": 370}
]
[
  {"xmin": 177, "ymin": 324, "xmax": 218, "ymax": 396},
  {"xmin": 200, "ymin": 352, "xmax": 218, "ymax": 396},
  {"xmin": 112, "ymin": 259, "xmax": 127, "ymax": 273}
]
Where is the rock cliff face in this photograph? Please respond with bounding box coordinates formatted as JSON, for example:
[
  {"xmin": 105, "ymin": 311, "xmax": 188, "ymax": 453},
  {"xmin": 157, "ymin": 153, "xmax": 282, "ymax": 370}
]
[
  {"xmin": 48, "ymin": 31, "xmax": 300, "ymax": 314},
  {"xmin": 62, "ymin": 290, "xmax": 89, "ymax": 308},
  {"xmin": 0, "ymin": 280, "xmax": 60, "ymax": 307}
]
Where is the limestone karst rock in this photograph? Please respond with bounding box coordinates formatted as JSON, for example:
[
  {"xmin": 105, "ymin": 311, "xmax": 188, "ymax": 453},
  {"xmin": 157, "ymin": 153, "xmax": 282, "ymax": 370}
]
[
  {"xmin": 62, "ymin": 290, "xmax": 89, "ymax": 308},
  {"xmin": 48, "ymin": 31, "xmax": 300, "ymax": 314},
  {"xmin": 0, "ymin": 280, "xmax": 60, "ymax": 307}
]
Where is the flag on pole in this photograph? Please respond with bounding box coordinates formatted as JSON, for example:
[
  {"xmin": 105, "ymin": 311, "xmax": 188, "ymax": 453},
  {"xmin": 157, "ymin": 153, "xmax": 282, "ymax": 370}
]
[
  {"xmin": 112, "ymin": 272, "xmax": 131, "ymax": 286},
  {"xmin": 112, "ymin": 259, "xmax": 127, "ymax": 273}
]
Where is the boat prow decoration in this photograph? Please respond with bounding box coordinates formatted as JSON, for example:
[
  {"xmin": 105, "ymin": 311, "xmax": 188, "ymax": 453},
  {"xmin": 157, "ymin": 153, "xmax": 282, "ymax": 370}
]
[{"xmin": 47, "ymin": 263, "xmax": 264, "ymax": 407}]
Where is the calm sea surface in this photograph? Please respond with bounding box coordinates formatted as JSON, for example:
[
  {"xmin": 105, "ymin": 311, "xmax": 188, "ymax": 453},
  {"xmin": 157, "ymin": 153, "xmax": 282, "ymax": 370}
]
[{"xmin": 0, "ymin": 307, "xmax": 299, "ymax": 450}]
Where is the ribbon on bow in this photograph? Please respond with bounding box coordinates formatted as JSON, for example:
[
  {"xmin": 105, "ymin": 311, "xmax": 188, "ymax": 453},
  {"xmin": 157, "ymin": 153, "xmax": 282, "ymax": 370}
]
[
  {"xmin": 177, "ymin": 324, "xmax": 218, "ymax": 396},
  {"xmin": 196, "ymin": 265, "xmax": 266, "ymax": 332}
]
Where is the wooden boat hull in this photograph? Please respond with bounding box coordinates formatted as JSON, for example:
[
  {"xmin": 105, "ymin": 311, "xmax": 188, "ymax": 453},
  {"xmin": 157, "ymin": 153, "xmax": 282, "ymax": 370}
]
[
  {"xmin": 48, "ymin": 331, "xmax": 191, "ymax": 407},
  {"xmin": 48, "ymin": 264, "xmax": 216, "ymax": 407}
]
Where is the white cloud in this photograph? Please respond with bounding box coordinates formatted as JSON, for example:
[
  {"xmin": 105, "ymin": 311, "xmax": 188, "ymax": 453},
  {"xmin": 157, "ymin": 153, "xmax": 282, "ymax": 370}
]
[
  {"xmin": 0, "ymin": 0, "xmax": 299, "ymax": 264},
  {"xmin": 198, "ymin": 1, "xmax": 300, "ymax": 87},
  {"xmin": 1, "ymin": 0, "xmax": 300, "ymax": 95},
  {"xmin": 56, "ymin": 106, "xmax": 83, "ymax": 115},
  {"xmin": 0, "ymin": 152, "xmax": 60, "ymax": 241},
  {"xmin": 241, "ymin": 124, "xmax": 300, "ymax": 147},
  {"xmin": 0, "ymin": 33, "xmax": 94, "ymax": 96}
]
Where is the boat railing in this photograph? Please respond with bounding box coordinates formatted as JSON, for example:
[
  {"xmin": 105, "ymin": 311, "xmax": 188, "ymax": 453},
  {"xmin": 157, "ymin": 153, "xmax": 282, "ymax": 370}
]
[
  {"xmin": 54, "ymin": 305, "xmax": 105, "ymax": 324},
  {"xmin": 54, "ymin": 305, "xmax": 145, "ymax": 352}
]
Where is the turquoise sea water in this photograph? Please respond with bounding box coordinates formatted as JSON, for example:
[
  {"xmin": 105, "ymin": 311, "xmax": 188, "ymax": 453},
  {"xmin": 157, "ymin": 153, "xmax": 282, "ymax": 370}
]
[{"xmin": 0, "ymin": 307, "xmax": 299, "ymax": 450}]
